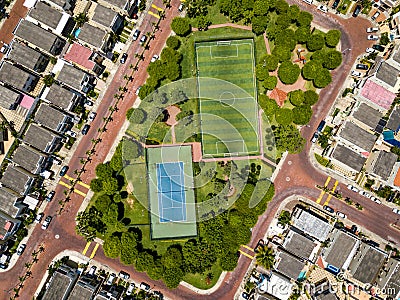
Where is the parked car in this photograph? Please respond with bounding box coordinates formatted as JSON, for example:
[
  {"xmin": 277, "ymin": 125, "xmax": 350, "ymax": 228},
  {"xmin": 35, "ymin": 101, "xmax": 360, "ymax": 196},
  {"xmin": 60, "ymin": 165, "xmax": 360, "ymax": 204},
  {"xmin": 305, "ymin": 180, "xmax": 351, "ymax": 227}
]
[
  {"xmin": 133, "ymin": 29, "xmax": 140, "ymax": 41},
  {"xmin": 359, "ymin": 190, "xmax": 366, "ymax": 196},
  {"xmin": 371, "ymin": 11, "xmax": 380, "ymax": 20},
  {"xmin": 366, "ymin": 47, "xmax": 375, "ymax": 53},
  {"xmin": 16, "ymin": 244, "xmax": 26, "ymax": 256},
  {"xmin": 87, "ymin": 266, "xmax": 96, "ymax": 276},
  {"xmin": 35, "ymin": 213, "xmax": 44, "ymax": 223},
  {"xmin": 356, "ymin": 64, "xmax": 369, "ymax": 70},
  {"xmin": 367, "ymin": 35, "xmax": 379, "ymax": 40},
  {"xmin": 126, "ymin": 283, "xmax": 136, "ymax": 295},
  {"xmin": 393, "ymin": 208, "xmax": 400, "ymax": 215},
  {"xmin": 140, "ymin": 35, "xmax": 147, "ymax": 44},
  {"xmin": 106, "ymin": 273, "xmax": 116, "ymax": 285},
  {"xmin": 364, "ymin": 193, "xmax": 371, "ymax": 199},
  {"xmin": 153, "ymin": 291, "xmax": 164, "ymax": 299},
  {"xmin": 151, "ymin": 54, "xmax": 159, "ymax": 62},
  {"xmin": 323, "ymin": 205, "xmax": 334, "ymax": 213},
  {"xmin": 140, "ymin": 282, "xmax": 150, "ymax": 291},
  {"xmin": 311, "ymin": 132, "xmax": 319, "ymax": 143},
  {"xmin": 118, "ymin": 270, "xmax": 130, "ymax": 280},
  {"xmin": 350, "ymin": 225, "xmax": 358, "ymax": 234},
  {"xmin": 59, "ymin": 166, "xmax": 69, "ymax": 176},
  {"xmin": 85, "ymin": 99, "xmax": 94, "ymax": 106},
  {"xmin": 372, "ymin": 44, "xmax": 385, "ymax": 52},
  {"xmin": 45, "ymin": 191, "xmax": 55, "ymax": 202},
  {"xmin": 336, "ymin": 211, "xmax": 347, "ymax": 219},
  {"xmin": 351, "ymin": 70, "xmax": 362, "ymax": 77},
  {"xmin": 120, "ymin": 53, "xmax": 128, "ymax": 64},
  {"xmin": 241, "ymin": 292, "xmax": 250, "ymax": 299},
  {"xmin": 66, "ymin": 130, "xmax": 77, "ymax": 138},
  {"xmin": 81, "ymin": 124, "xmax": 90, "ymax": 135},
  {"xmin": 178, "ymin": 3, "xmax": 184, "ymax": 11},
  {"xmin": 352, "ymin": 186, "xmax": 359, "ymax": 193},
  {"xmin": 332, "ymin": 0, "xmax": 340, "ymax": 9},
  {"xmin": 367, "ymin": 27, "xmax": 379, "ymax": 33},
  {"xmin": 135, "ymin": 86, "xmax": 142, "ymax": 96},
  {"xmin": 302, "ymin": 0, "xmax": 313, "ymax": 4},
  {"xmin": 352, "ymin": 5, "xmax": 361, "ymax": 17},
  {"xmin": 373, "ymin": 198, "xmax": 382, "ymax": 204},
  {"xmin": 88, "ymin": 112, "xmax": 96, "ymax": 123},
  {"xmin": 41, "ymin": 216, "xmax": 52, "ymax": 230},
  {"xmin": 317, "ymin": 4, "xmax": 328, "ymax": 12}
]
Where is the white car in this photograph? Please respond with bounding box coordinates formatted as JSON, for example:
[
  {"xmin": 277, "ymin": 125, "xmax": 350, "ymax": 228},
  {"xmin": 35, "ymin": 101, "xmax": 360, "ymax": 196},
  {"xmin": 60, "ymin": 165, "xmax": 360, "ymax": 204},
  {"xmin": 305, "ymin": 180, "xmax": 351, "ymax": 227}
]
[
  {"xmin": 317, "ymin": 5, "xmax": 328, "ymax": 12},
  {"xmin": 359, "ymin": 190, "xmax": 366, "ymax": 196},
  {"xmin": 126, "ymin": 283, "xmax": 135, "ymax": 295},
  {"xmin": 302, "ymin": 0, "xmax": 313, "ymax": 4},
  {"xmin": 351, "ymin": 70, "xmax": 362, "ymax": 78},
  {"xmin": 151, "ymin": 54, "xmax": 159, "ymax": 62},
  {"xmin": 106, "ymin": 273, "xmax": 116, "ymax": 285},
  {"xmin": 392, "ymin": 208, "xmax": 400, "ymax": 215},
  {"xmin": 365, "ymin": 193, "xmax": 371, "ymax": 199},
  {"xmin": 366, "ymin": 27, "xmax": 378, "ymax": 33},
  {"xmin": 35, "ymin": 213, "xmax": 44, "ymax": 223},
  {"xmin": 66, "ymin": 130, "xmax": 77, "ymax": 138},
  {"xmin": 352, "ymin": 187, "xmax": 359, "ymax": 193},
  {"xmin": 373, "ymin": 198, "xmax": 382, "ymax": 204},
  {"xmin": 87, "ymin": 112, "xmax": 96, "ymax": 123},
  {"xmin": 347, "ymin": 184, "xmax": 353, "ymax": 190},
  {"xmin": 87, "ymin": 266, "xmax": 96, "ymax": 276},
  {"xmin": 135, "ymin": 86, "xmax": 142, "ymax": 96},
  {"xmin": 371, "ymin": 11, "xmax": 380, "ymax": 20},
  {"xmin": 366, "ymin": 47, "xmax": 375, "ymax": 53},
  {"xmin": 336, "ymin": 211, "xmax": 347, "ymax": 219},
  {"xmin": 367, "ymin": 35, "xmax": 379, "ymax": 40}
]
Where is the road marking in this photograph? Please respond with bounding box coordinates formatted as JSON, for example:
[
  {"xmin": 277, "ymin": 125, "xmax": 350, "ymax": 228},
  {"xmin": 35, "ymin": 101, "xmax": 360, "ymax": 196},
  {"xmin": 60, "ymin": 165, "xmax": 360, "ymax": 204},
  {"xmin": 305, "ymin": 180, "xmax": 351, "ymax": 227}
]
[
  {"xmin": 64, "ymin": 175, "xmax": 90, "ymax": 189},
  {"xmin": 323, "ymin": 181, "xmax": 338, "ymax": 206},
  {"xmin": 59, "ymin": 180, "xmax": 71, "ymax": 189},
  {"xmin": 90, "ymin": 243, "xmax": 100, "ymax": 259},
  {"xmin": 151, "ymin": 4, "xmax": 163, "ymax": 11},
  {"xmin": 64, "ymin": 174, "xmax": 74, "ymax": 181},
  {"xmin": 82, "ymin": 242, "xmax": 91, "ymax": 255},
  {"xmin": 239, "ymin": 250, "xmax": 254, "ymax": 260},
  {"xmin": 324, "ymin": 176, "xmax": 331, "ymax": 187},
  {"xmin": 331, "ymin": 180, "xmax": 339, "ymax": 191},
  {"xmin": 316, "ymin": 190, "xmax": 325, "ymax": 204},
  {"xmin": 74, "ymin": 189, "xmax": 87, "ymax": 197},
  {"xmin": 323, "ymin": 194, "xmax": 332, "ymax": 206},
  {"xmin": 148, "ymin": 10, "xmax": 160, "ymax": 18},
  {"xmin": 241, "ymin": 245, "xmax": 254, "ymax": 252}
]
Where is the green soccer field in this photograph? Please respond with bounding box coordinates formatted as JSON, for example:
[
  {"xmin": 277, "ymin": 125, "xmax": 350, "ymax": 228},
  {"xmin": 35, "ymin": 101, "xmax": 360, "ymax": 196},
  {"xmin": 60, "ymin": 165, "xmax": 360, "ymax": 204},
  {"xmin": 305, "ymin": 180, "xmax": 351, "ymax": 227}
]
[{"xmin": 195, "ymin": 39, "xmax": 259, "ymax": 157}]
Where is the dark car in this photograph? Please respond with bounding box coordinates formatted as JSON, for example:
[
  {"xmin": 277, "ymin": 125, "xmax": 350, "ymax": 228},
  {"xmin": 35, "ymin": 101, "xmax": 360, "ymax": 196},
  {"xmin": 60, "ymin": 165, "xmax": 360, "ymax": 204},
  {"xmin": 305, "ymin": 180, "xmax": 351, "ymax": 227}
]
[
  {"xmin": 241, "ymin": 292, "xmax": 250, "ymax": 299},
  {"xmin": 120, "ymin": 53, "xmax": 127, "ymax": 64},
  {"xmin": 60, "ymin": 165, "xmax": 69, "ymax": 176},
  {"xmin": 332, "ymin": 0, "xmax": 340, "ymax": 9},
  {"xmin": 153, "ymin": 291, "xmax": 163, "ymax": 299},
  {"xmin": 323, "ymin": 205, "xmax": 334, "ymax": 213},
  {"xmin": 372, "ymin": 44, "xmax": 385, "ymax": 52},
  {"xmin": 352, "ymin": 5, "xmax": 361, "ymax": 17},
  {"xmin": 133, "ymin": 29, "xmax": 140, "ymax": 41},
  {"xmin": 45, "ymin": 191, "xmax": 55, "ymax": 202},
  {"xmin": 118, "ymin": 270, "xmax": 130, "ymax": 280},
  {"xmin": 356, "ymin": 64, "xmax": 369, "ymax": 70},
  {"xmin": 82, "ymin": 124, "xmax": 90, "ymax": 135},
  {"xmin": 16, "ymin": 243, "xmax": 26, "ymax": 255},
  {"xmin": 350, "ymin": 225, "xmax": 358, "ymax": 234}
]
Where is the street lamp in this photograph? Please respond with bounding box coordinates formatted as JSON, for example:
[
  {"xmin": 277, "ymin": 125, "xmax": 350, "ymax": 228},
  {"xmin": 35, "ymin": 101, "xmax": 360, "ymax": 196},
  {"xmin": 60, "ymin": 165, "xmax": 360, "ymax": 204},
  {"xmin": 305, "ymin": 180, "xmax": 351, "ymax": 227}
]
[{"xmin": 342, "ymin": 48, "xmax": 351, "ymax": 55}]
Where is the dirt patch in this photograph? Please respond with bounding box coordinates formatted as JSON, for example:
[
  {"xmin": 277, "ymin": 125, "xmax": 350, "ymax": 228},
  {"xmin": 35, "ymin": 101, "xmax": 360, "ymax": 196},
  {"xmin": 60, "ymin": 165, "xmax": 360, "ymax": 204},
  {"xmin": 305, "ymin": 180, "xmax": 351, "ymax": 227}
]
[{"xmin": 166, "ymin": 105, "xmax": 181, "ymax": 126}]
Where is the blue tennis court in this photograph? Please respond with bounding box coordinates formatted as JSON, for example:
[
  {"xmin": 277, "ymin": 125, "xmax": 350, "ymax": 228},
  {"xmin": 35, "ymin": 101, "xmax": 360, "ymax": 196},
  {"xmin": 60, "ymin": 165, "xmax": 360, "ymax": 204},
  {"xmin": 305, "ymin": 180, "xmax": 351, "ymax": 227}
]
[{"xmin": 156, "ymin": 162, "xmax": 186, "ymax": 223}]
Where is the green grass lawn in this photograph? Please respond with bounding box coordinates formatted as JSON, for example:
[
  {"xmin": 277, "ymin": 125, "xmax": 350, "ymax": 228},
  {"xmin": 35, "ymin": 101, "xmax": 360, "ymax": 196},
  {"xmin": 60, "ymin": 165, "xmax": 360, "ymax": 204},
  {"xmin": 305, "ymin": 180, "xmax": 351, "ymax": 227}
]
[
  {"xmin": 337, "ymin": 0, "xmax": 351, "ymax": 14},
  {"xmin": 183, "ymin": 261, "xmax": 223, "ymax": 289}
]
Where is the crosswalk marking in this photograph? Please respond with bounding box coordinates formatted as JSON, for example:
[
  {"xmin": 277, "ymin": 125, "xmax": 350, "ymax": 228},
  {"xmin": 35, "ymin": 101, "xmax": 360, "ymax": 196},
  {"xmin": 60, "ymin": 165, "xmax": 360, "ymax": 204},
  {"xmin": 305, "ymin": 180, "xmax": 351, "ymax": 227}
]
[
  {"xmin": 64, "ymin": 175, "xmax": 90, "ymax": 189},
  {"xmin": 316, "ymin": 190, "xmax": 325, "ymax": 204},
  {"xmin": 151, "ymin": 4, "xmax": 163, "ymax": 11},
  {"xmin": 82, "ymin": 242, "xmax": 91, "ymax": 255},
  {"xmin": 323, "ymin": 194, "xmax": 333, "ymax": 206},
  {"xmin": 59, "ymin": 180, "xmax": 71, "ymax": 189},
  {"xmin": 241, "ymin": 245, "xmax": 254, "ymax": 252},
  {"xmin": 74, "ymin": 189, "xmax": 87, "ymax": 197},
  {"xmin": 239, "ymin": 249, "xmax": 254, "ymax": 259},
  {"xmin": 324, "ymin": 176, "xmax": 331, "ymax": 187},
  {"xmin": 90, "ymin": 243, "xmax": 100, "ymax": 259},
  {"xmin": 148, "ymin": 10, "xmax": 160, "ymax": 18}
]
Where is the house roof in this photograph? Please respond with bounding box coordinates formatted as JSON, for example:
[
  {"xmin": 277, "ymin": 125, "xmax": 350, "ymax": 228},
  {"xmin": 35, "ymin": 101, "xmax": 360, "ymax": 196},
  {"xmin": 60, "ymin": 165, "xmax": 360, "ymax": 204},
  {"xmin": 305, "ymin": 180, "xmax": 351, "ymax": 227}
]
[
  {"xmin": 275, "ymin": 251, "xmax": 304, "ymax": 280},
  {"xmin": 42, "ymin": 266, "xmax": 78, "ymax": 300},
  {"xmin": 353, "ymin": 103, "xmax": 382, "ymax": 129},
  {"xmin": 387, "ymin": 106, "xmax": 400, "ymax": 131},
  {"xmin": 44, "ymin": 84, "xmax": 77, "ymax": 110},
  {"xmin": 360, "ymin": 79, "xmax": 396, "ymax": 110},
  {"xmin": 338, "ymin": 122, "xmax": 377, "ymax": 152},
  {"xmin": 323, "ymin": 229, "xmax": 359, "ymax": 270},
  {"xmin": 0, "ymin": 187, "xmax": 22, "ymax": 219},
  {"xmin": 392, "ymin": 46, "xmax": 400, "ymax": 65},
  {"xmin": 0, "ymin": 210, "xmax": 19, "ymax": 240},
  {"xmin": 349, "ymin": 243, "xmax": 387, "ymax": 284},
  {"xmin": 57, "ymin": 63, "xmax": 87, "ymax": 91},
  {"xmin": 78, "ymin": 23, "xmax": 107, "ymax": 49},
  {"xmin": 283, "ymin": 229, "xmax": 318, "ymax": 260},
  {"xmin": 63, "ymin": 43, "xmax": 95, "ymax": 70},
  {"xmin": 46, "ymin": 0, "xmax": 74, "ymax": 10},
  {"xmin": 14, "ymin": 20, "xmax": 65, "ymax": 54},
  {"xmin": 0, "ymin": 166, "xmax": 33, "ymax": 195},
  {"xmin": 100, "ymin": 0, "xmax": 128, "ymax": 10},
  {"xmin": 23, "ymin": 123, "xmax": 61, "ymax": 152},
  {"xmin": 376, "ymin": 61, "xmax": 400, "ymax": 87},
  {"xmin": 331, "ymin": 144, "xmax": 367, "ymax": 172},
  {"xmin": 372, "ymin": 151, "xmax": 397, "ymax": 180},
  {"xmin": 92, "ymin": 4, "xmax": 119, "ymax": 28},
  {"xmin": 8, "ymin": 42, "xmax": 48, "ymax": 71},
  {"xmin": 29, "ymin": 1, "xmax": 63, "ymax": 30},
  {"xmin": 377, "ymin": 258, "xmax": 400, "ymax": 297},
  {"xmin": 68, "ymin": 275, "xmax": 100, "ymax": 300},
  {"xmin": 292, "ymin": 208, "xmax": 333, "ymax": 242},
  {"xmin": 0, "ymin": 62, "xmax": 38, "ymax": 92},
  {"xmin": 12, "ymin": 145, "xmax": 47, "ymax": 174},
  {"xmin": 34, "ymin": 103, "xmax": 68, "ymax": 131},
  {"xmin": 0, "ymin": 84, "xmax": 21, "ymax": 110}
]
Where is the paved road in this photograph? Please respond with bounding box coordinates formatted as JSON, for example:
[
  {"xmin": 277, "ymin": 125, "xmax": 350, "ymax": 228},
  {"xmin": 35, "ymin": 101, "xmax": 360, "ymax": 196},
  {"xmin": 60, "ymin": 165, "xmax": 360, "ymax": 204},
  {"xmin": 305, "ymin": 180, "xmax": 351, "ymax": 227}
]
[{"xmin": 2, "ymin": 2, "xmax": 399, "ymax": 300}]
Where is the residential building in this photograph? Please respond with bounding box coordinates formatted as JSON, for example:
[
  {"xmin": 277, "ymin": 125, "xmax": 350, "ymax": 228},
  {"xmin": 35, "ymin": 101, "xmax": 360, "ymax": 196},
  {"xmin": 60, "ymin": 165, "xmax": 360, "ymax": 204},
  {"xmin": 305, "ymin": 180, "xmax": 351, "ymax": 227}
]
[
  {"xmin": 63, "ymin": 43, "xmax": 104, "ymax": 74},
  {"xmin": 0, "ymin": 62, "xmax": 38, "ymax": 93},
  {"xmin": 56, "ymin": 62, "xmax": 94, "ymax": 93},
  {"xmin": 0, "ymin": 210, "xmax": 21, "ymax": 241},
  {"xmin": 44, "ymin": 0, "xmax": 75, "ymax": 13},
  {"xmin": 372, "ymin": 61, "xmax": 400, "ymax": 91},
  {"xmin": 42, "ymin": 265, "xmax": 79, "ymax": 300},
  {"xmin": 349, "ymin": 243, "xmax": 387, "ymax": 284},
  {"xmin": 67, "ymin": 274, "xmax": 101, "ymax": 300},
  {"xmin": 34, "ymin": 103, "xmax": 72, "ymax": 133},
  {"xmin": 23, "ymin": 123, "xmax": 62, "ymax": 153},
  {"xmin": 257, "ymin": 272, "xmax": 293, "ymax": 300},
  {"xmin": 41, "ymin": 83, "xmax": 81, "ymax": 111},
  {"xmin": 274, "ymin": 251, "xmax": 305, "ymax": 280},
  {"xmin": 27, "ymin": 1, "xmax": 70, "ymax": 35},
  {"xmin": 7, "ymin": 41, "xmax": 49, "ymax": 73},
  {"xmin": 77, "ymin": 23, "xmax": 110, "ymax": 52},
  {"xmin": 0, "ymin": 84, "xmax": 22, "ymax": 110},
  {"xmin": 95, "ymin": 285, "xmax": 122, "ymax": 300},
  {"xmin": 387, "ymin": 106, "xmax": 400, "ymax": 132},
  {"xmin": 337, "ymin": 121, "xmax": 377, "ymax": 153},
  {"xmin": 0, "ymin": 166, "xmax": 35, "ymax": 195},
  {"xmin": 312, "ymin": 280, "xmax": 339, "ymax": 300},
  {"xmin": 359, "ymin": 78, "xmax": 396, "ymax": 110},
  {"xmin": 0, "ymin": 187, "xmax": 27, "ymax": 218},
  {"xmin": 352, "ymin": 103, "xmax": 382, "ymax": 129},
  {"xmin": 282, "ymin": 229, "xmax": 319, "ymax": 262},
  {"xmin": 0, "ymin": 129, "xmax": 8, "ymax": 155},
  {"xmin": 91, "ymin": 3, "xmax": 124, "ymax": 33},
  {"xmin": 14, "ymin": 19, "xmax": 66, "ymax": 55},
  {"xmin": 321, "ymin": 229, "xmax": 360, "ymax": 271},
  {"xmin": 368, "ymin": 151, "xmax": 397, "ymax": 181},
  {"xmin": 330, "ymin": 144, "xmax": 367, "ymax": 173},
  {"xmin": 98, "ymin": 0, "xmax": 137, "ymax": 16},
  {"xmin": 391, "ymin": 11, "xmax": 400, "ymax": 35},
  {"xmin": 377, "ymin": 258, "xmax": 400, "ymax": 299},
  {"xmin": 292, "ymin": 207, "xmax": 333, "ymax": 242},
  {"xmin": 12, "ymin": 145, "xmax": 48, "ymax": 175}
]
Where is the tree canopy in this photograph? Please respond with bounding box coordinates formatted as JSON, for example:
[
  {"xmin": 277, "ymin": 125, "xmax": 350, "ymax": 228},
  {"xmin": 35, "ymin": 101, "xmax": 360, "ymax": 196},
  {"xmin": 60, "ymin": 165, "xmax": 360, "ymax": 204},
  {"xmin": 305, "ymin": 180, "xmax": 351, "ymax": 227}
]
[
  {"xmin": 275, "ymin": 108, "xmax": 293, "ymax": 125},
  {"xmin": 304, "ymin": 90, "xmax": 319, "ymax": 106},
  {"xmin": 307, "ymin": 34, "xmax": 325, "ymax": 51},
  {"xmin": 313, "ymin": 67, "xmax": 332, "ymax": 88},
  {"xmin": 278, "ymin": 61, "xmax": 300, "ymax": 85},
  {"xmin": 292, "ymin": 105, "xmax": 313, "ymax": 125},
  {"xmin": 166, "ymin": 36, "xmax": 181, "ymax": 49},
  {"xmin": 274, "ymin": 124, "xmax": 305, "ymax": 153},
  {"xmin": 325, "ymin": 29, "xmax": 341, "ymax": 47},
  {"xmin": 171, "ymin": 17, "xmax": 192, "ymax": 36},
  {"xmin": 288, "ymin": 89, "xmax": 304, "ymax": 106},
  {"xmin": 260, "ymin": 54, "xmax": 279, "ymax": 71}
]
